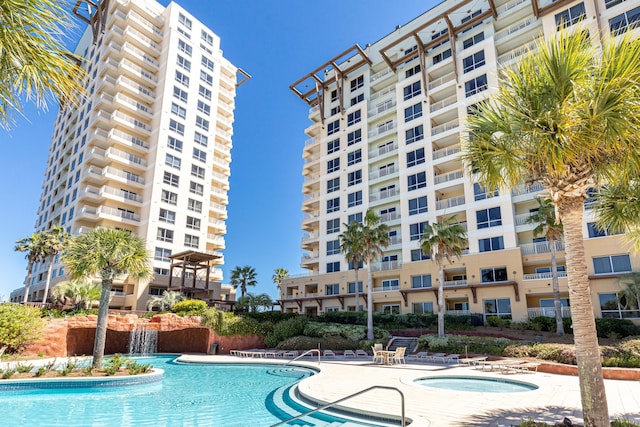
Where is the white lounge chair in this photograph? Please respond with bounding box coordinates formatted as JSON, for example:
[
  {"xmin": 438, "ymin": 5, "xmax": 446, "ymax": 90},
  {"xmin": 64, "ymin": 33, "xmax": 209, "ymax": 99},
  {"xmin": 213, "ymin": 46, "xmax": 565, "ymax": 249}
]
[
  {"xmin": 412, "ymin": 351, "xmax": 430, "ymax": 360},
  {"xmin": 355, "ymin": 349, "xmax": 368, "ymax": 358},
  {"xmin": 323, "ymin": 349, "xmax": 336, "ymax": 358},
  {"xmin": 427, "ymin": 353, "xmax": 447, "ymax": 363},
  {"xmin": 343, "ymin": 350, "xmax": 356, "ymax": 358},
  {"xmin": 444, "ymin": 354, "xmax": 460, "ymax": 364}
]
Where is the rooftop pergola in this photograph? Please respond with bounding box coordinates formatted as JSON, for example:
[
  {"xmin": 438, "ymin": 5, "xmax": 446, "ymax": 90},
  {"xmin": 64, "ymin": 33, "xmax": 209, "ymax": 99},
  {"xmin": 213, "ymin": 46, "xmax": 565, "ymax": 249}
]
[{"xmin": 168, "ymin": 250, "xmax": 221, "ymax": 293}]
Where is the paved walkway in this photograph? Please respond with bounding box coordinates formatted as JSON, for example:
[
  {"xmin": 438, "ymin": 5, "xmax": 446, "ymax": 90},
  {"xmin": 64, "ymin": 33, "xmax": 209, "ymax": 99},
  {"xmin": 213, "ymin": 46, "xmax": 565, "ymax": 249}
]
[{"xmin": 180, "ymin": 355, "xmax": 640, "ymax": 427}]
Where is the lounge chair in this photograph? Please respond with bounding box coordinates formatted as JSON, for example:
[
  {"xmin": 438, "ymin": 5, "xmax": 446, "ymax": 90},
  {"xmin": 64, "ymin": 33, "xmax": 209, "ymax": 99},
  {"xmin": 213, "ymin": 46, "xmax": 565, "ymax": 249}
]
[
  {"xmin": 283, "ymin": 350, "xmax": 299, "ymax": 358},
  {"xmin": 426, "ymin": 353, "xmax": 447, "ymax": 363},
  {"xmin": 412, "ymin": 351, "xmax": 430, "ymax": 360},
  {"xmin": 355, "ymin": 349, "xmax": 368, "ymax": 358},
  {"xmin": 343, "ymin": 350, "xmax": 356, "ymax": 358},
  {"xmin": 460, "ymin": 356, "xmax": 487, "ymax": 366},
  {"xmin": 444, "ymin": 354, "xmax": 460, "ymax": 364},
  {"xmin": 323, "ymin": 349, "xmax": 336, "ymax": 358},
  {"xmin": 392, "ymin": 347, "xmax": 406, "ymax": 365}
]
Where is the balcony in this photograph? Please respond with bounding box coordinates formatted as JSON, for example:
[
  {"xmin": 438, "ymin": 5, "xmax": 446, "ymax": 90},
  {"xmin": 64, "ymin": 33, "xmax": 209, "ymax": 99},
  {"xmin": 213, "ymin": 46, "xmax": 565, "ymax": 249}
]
[
  {"xmin": 368, "ymin": 98, "xmax": 396, "ymax": 119},
  {"xmin": 373, "ymin": 284, "xmax": 400, "ymax": 292},
  {"xmin": 208, "ymin": 218, "xmax": 227, "ymax": 233},
  {"xmin": 428, "ymin": 72, "xmax": 456, "ymax": 91},
  {"xmin": 527, "ymin": 307, "xmax": 572, "ymax": 319},
  {"xmin": 369, "ymin": 86, "xmax": 395, "ymax": 102},
  {"xmin": 496, "ymin": 0, "xmax": 529, "ymax": 16},
  {"xmin": 380, "ymin": 211, "xmax": 400, "ymax": 224},
  {"xmin": 436, "ymin": 195, "xmax": 466, "ymax": 211},
  {"xmin": 434, "ymin": 169, "xmax": 464, "ymax": 185},
  {"xmin": 109, "ymin": 129, "xmax": 149, "ymax": 151},
  {"xmin": 497, "ymin": 40, "xmax": 538, "ymax": 68},
  {"xmin": 370, "ymin": 260, "xmax": 401, "ymax": 272},
  {"xmin": 368, "ymin": 120, "xmax": 396, "ymax": 140},
  {"xmin": 368, "ymin": 141, "xmax": 398, "ymax": 160},
  {"xmin": 523, "ymin": 271, "xmax": 568, "ymax": 281},
  {"xmin": 301, "ymin": 232, "xmax": 319, "ymax": 244},
  {"xmin": 369, "ymin": 164, "xmax": 398, "ymax": 181},
  {"xmin": 430, "ymin": 95, "xmax": 457, "ymax": 114},
  {"xmin": 370, "ymin": 187, "xmax": 400, "ymax": 203},
  {"xmin": 511, "ymin": 182, "xmax": 544, "ymax": 197},
  {"xmin": 431, "ymin": 119, "xmax": 459, "ymax": 137},
  {"xmin": 432, "ymin": 144, "xmax": 461, "ymax": 161},
  {"xmin": 494, "ymin": 16, "xmax": 538, "ymax": 43},
  {"xmin": 514, "ymin": 212, "xmax": 535, "ymax": 226},
  {"xmin": 301, "ymin": 252, "xmax": 319, "ymax": 264},
  {"xmin": 520, "ymin": 241, "xmax": 565, "ymax": 256},
  {"xmin": 370, "ymin": 68, "xmax": 394, "ymax": 83},
  {"xmin": 443, "ymin": 280, "xmax": 468, "ymax": 288}
]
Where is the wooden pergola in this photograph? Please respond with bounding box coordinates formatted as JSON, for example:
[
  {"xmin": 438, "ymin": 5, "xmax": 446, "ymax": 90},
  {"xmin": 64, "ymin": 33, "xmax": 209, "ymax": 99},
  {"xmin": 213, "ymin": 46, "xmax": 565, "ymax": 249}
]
[{"xmin": 168, "ymin": 250, "xmax": 221, "ymax": 294}]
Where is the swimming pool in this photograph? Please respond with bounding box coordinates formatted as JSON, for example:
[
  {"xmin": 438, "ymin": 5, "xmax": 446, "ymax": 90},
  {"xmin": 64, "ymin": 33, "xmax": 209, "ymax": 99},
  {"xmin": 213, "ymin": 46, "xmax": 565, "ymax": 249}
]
[
  {"xmin": 0, "ymin": 355, "xmax": 384, "ymax": 426},
  {"xmin": 414, "ymin": 376, "xmax": 538, "ymax": 393}
]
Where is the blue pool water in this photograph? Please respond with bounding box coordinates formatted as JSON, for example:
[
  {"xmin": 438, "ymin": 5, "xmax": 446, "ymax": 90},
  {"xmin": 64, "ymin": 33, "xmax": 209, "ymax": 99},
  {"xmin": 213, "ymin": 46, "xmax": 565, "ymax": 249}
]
[
  {"xmin": 415, "ymin": 376, "xmax": 538, "ymax": 393},
  {"xmin": 0, "ymin": 355, "xmax": 376, "ymax": 427}
]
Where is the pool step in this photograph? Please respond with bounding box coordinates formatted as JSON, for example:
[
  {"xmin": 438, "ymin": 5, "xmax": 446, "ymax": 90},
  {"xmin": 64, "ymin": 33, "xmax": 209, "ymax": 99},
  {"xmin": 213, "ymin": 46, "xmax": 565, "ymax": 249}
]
[{"xmin": 267, "ymin": 367, "xmax": 314, "ymax": 378}]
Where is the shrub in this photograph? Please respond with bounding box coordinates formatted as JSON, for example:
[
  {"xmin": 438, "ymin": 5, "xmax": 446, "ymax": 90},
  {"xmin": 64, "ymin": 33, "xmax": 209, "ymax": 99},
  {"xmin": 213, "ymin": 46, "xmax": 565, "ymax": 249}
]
[
  {"xmin": 15, "ymin": 363, "xmax": 33, "ymax": 374},
  {"xmin": 276, "ymin": 335, "xmax": 358, "ymax": 351},
  {"xmin": 82, "ymin": 365, "xmax": 93, "ymax": 376},
  {"xmin": 2, "ymin": 368, "xmax": 16, "ymax": 379},
  {"xmin": 485, "ymin": 316, "xmax": 510, "ymax": 328},
  {"xmin": 104, "ymin": 353, "xmax": 128, "ymax": 376},
  {"xmin": 201, "ymin": 308, "xmax": 264, "ymax": 336},
  {"xmin": 59, "ymin": 358, "xmax": 79, "ymax": 376},
  {"xmin": 595, "ymin": 318, "xmax": 640, "ymax": 338},
  {"xmin": 612, "ymin": 419, "xmax": 640, "ymax": 427},
  {"xmin": 240, "ymin": 311, "xmax": 298, "ymax": 323},
  {"xmin": 172, "ymin": 299, "xmax": 207, "ymax": 316},
  {"xmin": 126, "ymin": 360, "xmax": 152, "ymax": 375},
  {"xmin": 417, "ymin": 334, "xmax": 516, "ymax": 355},
  {"xmin": 264, "ymin": 316, "xmax": 308, "ymax": 348},
  {"xmin": 35, "ymin": 367, "xmax": 47, "ymax": 377},
  {"xmin": 0, "ymin": 303, "xmax": 45, "ymax": 352},
  {"xmin": 529, "ymin": 316, "xmax": 555, "ymax": 332}
]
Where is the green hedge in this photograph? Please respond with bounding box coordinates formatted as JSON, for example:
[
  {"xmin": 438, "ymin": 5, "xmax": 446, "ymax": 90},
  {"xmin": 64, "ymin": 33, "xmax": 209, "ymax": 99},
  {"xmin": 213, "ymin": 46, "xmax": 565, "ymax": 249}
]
[
  {"xmin": 418, "ymin": 334, "xmax": 517, "ymax": 355},
  {"xmin": 595, "ymin": 318, "xmax": 640, "ymax": 338},
  {"xmin": 172, "ymin": 299, "xmax": 207, "ymax": 316},
  {"xmin": 0, "ymin": 304, "xmax": 45, "ymax": 352},
  {"xmin": 201, "ymin": 308, "xmax": 264, "ymax": 336}
]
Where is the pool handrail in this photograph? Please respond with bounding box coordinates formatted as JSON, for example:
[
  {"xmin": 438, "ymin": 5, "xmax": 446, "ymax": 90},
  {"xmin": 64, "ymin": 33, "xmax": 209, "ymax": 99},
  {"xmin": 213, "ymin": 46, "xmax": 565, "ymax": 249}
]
[
  {"xmin": 283, "ymin": 348, "xmax": 321, "ymax": 366},
  {"xmin": 269, "ymin": 385, "xmax": 406, "ymax": 427}
]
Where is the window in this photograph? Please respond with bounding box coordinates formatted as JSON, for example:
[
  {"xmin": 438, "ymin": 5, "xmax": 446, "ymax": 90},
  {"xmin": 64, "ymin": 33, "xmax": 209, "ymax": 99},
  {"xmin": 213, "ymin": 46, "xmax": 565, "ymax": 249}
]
[
  {"xmin": 190, "ymin": 181, "xmax": 204, "ymax": 196},
  {"xmin": 405, "ymin": 64, "xmax": 421, "ymax": 78},
  {"xmin": 178, "ymin": 13, "xmax": 192, "ymax": 29},
  {"xmin": 161, "ymin": 190, "xmax": 177, "ymax": 205},
  {"xmin": 411, "ymin": 274, "xmax": 432, "ymax": 288},
  {"xmin": 327, "ymin": 218, "xmax": 340, "ymax": 234},
  {"xmin": 165, "ymin": 154, "xmax": 181, "ymax": 169},
  {"xmin": 382, "ymin": 305, "xmax": 400, "ymax": 315},
  {"xmin": 347, "ymin": 149, "xmax": 361, "ymax": 166},
  {"xmin": 325, "ymin": 283, "xmax": 340, "ymax": 295},
  {"xmin": 194, "ymin": 132, "xmax": 208, "ymax": 147},
  {"xmin": 197, "ymin": 100, "xmax": 211, "ymax": 116},
  {"xmin": 177, "ymin": 55, "xmax": 191, "ymax": 71},
  {"xmin": 405, "ymin": 125, "xmax": 424, "ymax": 144},
  {"xmin": 605, "ymin": 0, "xmax": 624, "ymax": 9},
  {"xmin": 406, "ymin": 148, "xmax": 425, "ymax": 167},
  {"xmin": 157, "ymin": 228, "xmax": 174, "ymax": 243},
  {"xmin": 178, "ymin": 39, "xmax": 192, "ymax": 56},
  {"xmin": 347, "ymin": 129, "xmax": 362, "ymax": 146},
  {"xmin": 154, "ymin": 247, "xmax": 171, "ymax": 262},
  {"xmin": 327, "ymin": 158, "xmax": 340, "ymax": 174},
  {"xmin": 159, "ymin": 209, "xmax": 175, "ymax": 224},
  {"xmin": 403, "ymin": 81, "xmax": 421, "ymax": 100},
  {"xmin": 413, "ymin": 302, "xmax": 434, "ymax": 314},
  {"xmin": 330, "ymin": 106, "xmax": 340, "ymax": 116},
  {"xmin": 599, "ymin": 292, "xmax": 640, "ymax": 319},
  {"xmin": 348, "ymin": 212, "xmax": 363, "ymax": 224},
  {"xmin": 327, "ymin": 177, "xmax": 340, "ymax": 193},
  {"xmin": 462, "ymin": 50, "xmax": 486, "ymax": 73},
  {"xmin": 191, "ymin": 164, "xmax": 205, "ymax": 179},
  {"xmin": 350, "ymin": 75, "xmax": 364, "ymax": 92},
  {"xmin": 481, "ymin": 267, "xmax": 508, "ymax": 283},
  {"xmin": 327, "ymin": 120, "xmax": 340, "ymax": 136},
  {"xmin": 609, "ymin": 6, "xmax": 640, "ymax": 34},
  {"xmin": 184, "ymin": 234, "xmax": 199, "ymax": 248},
  {"xmin": 327, "ymin": 261, "xmax": 340, "ymax": 273},
  {"xmin": 327, "ymin": 197, "xmax": 340, "ymax": 213},
  {"xmin": 193, "ymin": 148, "xmax": 207, "ymax": 162},
  {"xmin": 347, "ymin": 110, "xmax": 361, "ymax": 126},
  {"xmin": 163, "ymin": 172, "xmax": 179, "ymax": 187},
  {"xmin": 169, "ymin": 119, "xmax": 185, "ymax": 136},
  {"xmin": 476, "ymin": 207, "xmax": 502, "ymax": 229},
  {"xmin": 199, "ymin": 85, "xmax": 212, "ymax": 100},
  {"xmin": 200, "ymin": 70, "xmax": 213, "ymax": 86},
  {"xmin": 348, "ymin": 191, "xmax": 362, "ymax": 207},
  {"xmin": 463, "ymin": 32, "xmax": 484, "ymax": 49},
  {"xmin": 350, "ymin": 94, "xmax": 364, "ymax": 106},
  {"xmin": 484, "ymin": 298, "xmax": 512, "ymax": 319},
  {"xmin": 348, "ymin": 282, "xmax": 363, "ymax": 293},
  {"xmin": 408, "ymin": 196, "xmax": 428, "ymax": 215},
  {"xmin": 593, "ymin": 255, "xmax": 632, "ymax": 274},
  {"xmin": 555, "ymin": 2, "xmax": 586, "ymax": 29},
  {"xmin": 330, "ymin": 90, "xmax": 338, "ymax": 102},
  {"xmin": 433, "ymin": 49, "xmax": 452, "ymax": 65},
  {"xmin": 186, "ymin": 216, "xmax": 201, "ymax": 230},
  {"xmin": 173, "ymin": 86, "xmax": 188, "ymax": 103},
  {"xmin": 327, "ymin": 139, "xmax": 340, "ymax": 154},
  {"xmin": 326, "ymin": 240, "xmax": 340, "ymax": 256},
  {"xmin": 188, "ymin": 198, "xmax": 203, "ymax": 213},
  {"xmin": 196, "ymin": 116, "xmax": 209, "ymax": 131},
  {"xmin": 473, "ymin": 183, "xmax": 498, "ymax": 200},
  {"xmin": 168, "ymin": 136, "xmax": 183, "ymax": 152},
  {"xmin": 410, "ymin": 221, "xmax": 427, "ymax": 240},
  {"xmin": 479, "ymin": 236, "xmax": 504, "ymax": 252},
  {"xmin": 408, "ymin": 172, "xmax": 427, "ymax": 191},
  {"xmin": 175, "ymin": 71, "xmax": 189, "ymax": 87},
  {"xmin": 171, "ymin": 102, "xmax": 187, "ymax": 119},
  {"xmin": 201, "ymin": 56, "xmax": 214, "ymax": 71},
  {"xmin": 465, "ymin": 75, "xmax": 488, "ymax": 97},
  {"xmin": 347, "ymin": 170, "xmax": 362, "ymax": 186},
  {"xmin": 411, "ymin": 249, "xmax": 430, "ymax": 261},
  {"xmin": 381, "ymin": 279, "xmax": 399, "ymax": 290},
  {"xmin": 404, "ymin": 103, "xmax": 423, "ymax": 122}
]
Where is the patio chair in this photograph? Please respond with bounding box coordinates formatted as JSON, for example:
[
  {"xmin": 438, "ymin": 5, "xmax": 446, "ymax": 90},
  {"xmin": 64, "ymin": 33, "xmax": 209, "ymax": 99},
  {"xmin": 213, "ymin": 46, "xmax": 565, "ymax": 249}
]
[
  {"xmin": 343, "ymin": 350, "xmax": 356, "ymax": 358},
  {"xmin": 323, "ymin": 349, "xmax": 336, "ymax": 358},
  {"xmin": 392, "ymin": 347, "xmax": 406, "ymax": 365},
  {"xmin": 372, "ymin": 346, "xmax": 385, "ymax": 364},
  {"xmin": 355, "ymin": 349, "xmax": 368, "ymax": 358}
]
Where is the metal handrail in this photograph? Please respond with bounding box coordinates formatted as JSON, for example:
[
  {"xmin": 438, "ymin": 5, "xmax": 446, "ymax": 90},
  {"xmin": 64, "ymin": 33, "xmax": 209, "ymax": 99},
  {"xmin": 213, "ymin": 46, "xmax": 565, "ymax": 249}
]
[
  {"xmin": 270, "ymin": 385, "xmax": 406, "ymax": 427},
  {"xmin": 283, "ymin": 348, "xmax": 321, "ymax": 366}
]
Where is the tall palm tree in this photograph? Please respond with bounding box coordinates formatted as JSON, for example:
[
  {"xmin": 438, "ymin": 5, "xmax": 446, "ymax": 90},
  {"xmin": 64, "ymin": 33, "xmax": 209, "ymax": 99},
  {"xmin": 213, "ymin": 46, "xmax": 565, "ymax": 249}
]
[
  {"xmin": 52, "ymin": 280, "xmax": 101, "ymax": 310},
  {"xmin": 147, "ymin": 290, "xmax": 185, "ymax": 312},
  {"xmin": 39, "ymin": 225, "xmax": 70, "ymax": 304},
  {"xmin": 595, "ymin": 181, "xmax": 640, "ymax": 250},
  {"xmin": 464, "ymin": 29, "xmax": 640, "ymax": 426},
  {"xmin": 419, "ymin": 216, "xmax": 467, "ymax": 338},
  {"xmin": 62, "ymin": 228, "xmax": 151, "ymax": 368},
  {"xmin": 272, "ymin": 268, "xmax": 289, "ymax": 291},
  {"xmin": 14, "ymin": 232, "xmax": 45, "ymax": 303},
  {"xmin": 527, "ymin": 198, "xmax": 565, "ymax": 336},
  {"xmin": 339, "ymin": 220, "xmax": 365, "ymax": 311},
  {"xmin": 354, "ymin": 210, "xmax": 390, "ymax": 340},
  {"xmin": 0, "ymin": 0, "xmax": 85, "ymax": 129},
  {"xmin": 230, "ymin": 265, "xmax": 257, "ymax": 298}
]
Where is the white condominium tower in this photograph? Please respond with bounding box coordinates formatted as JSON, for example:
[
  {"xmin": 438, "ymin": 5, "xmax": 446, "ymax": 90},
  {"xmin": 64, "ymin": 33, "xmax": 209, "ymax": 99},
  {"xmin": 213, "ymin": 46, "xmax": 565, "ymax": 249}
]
[
  {"xmin": 285, "ymin": 0, "xmax": 640, "ymax": 321},
  {"xmin": 11, "ymin": 0, "xmax": 249, "ymax": 310}
]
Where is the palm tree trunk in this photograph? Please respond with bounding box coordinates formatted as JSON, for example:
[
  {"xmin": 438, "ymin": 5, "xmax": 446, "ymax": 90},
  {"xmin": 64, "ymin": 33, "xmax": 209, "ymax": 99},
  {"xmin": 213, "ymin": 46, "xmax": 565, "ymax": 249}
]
[
  {"xmin": 366, "ymin": 266, "xmax": 374, "ymax": 340},
  {"xmin": 438, "ymin": 266, "xmax": 445, "ymax": 338},
  {"xmin": 93, "ymin": 278, "xmax": 113, "ymax": 368},
  {"xmin": 354, "ymin": 268, "xmax": 360, "ymax": 311},
  {"xmin": 558, "ymin": 198, "xmax": 608, "ymax": 427},
  {"xmin": 42, "ymin": 254, "xmax": 54, "ymax": 304},
  {"xmin": 22, "ymin": 261, "xmax": 33, "ymax": 303},
  {"xmin": 550, "ymin": 239, "xmax": 565, "ymax": 336}
]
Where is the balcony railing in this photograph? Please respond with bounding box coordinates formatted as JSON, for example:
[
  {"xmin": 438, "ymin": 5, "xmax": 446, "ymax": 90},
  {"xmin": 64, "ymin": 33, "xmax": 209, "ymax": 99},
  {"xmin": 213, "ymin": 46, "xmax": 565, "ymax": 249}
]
[
  {"xmin": 369, "ymin": 165, "xmax": 397, "ymax": 180},
  {"xmin": 431, "ymin": 119, "xmax": 459, "ymax": 136},
  {"xmin": 432, "ymin": 144, "xmax": 461, "ymax": 160},
  {"xmin": 520, "ymin": 241, "xmax": 565, "ymax": 255},
  {"xmin": 368, "ymin": 120, "xmax": 396, "ymax": 138},
  {"xmin": 368, "ymin": 99, "xmax": 396, "ymax": 118},
  {"xmin": 370, "ymin": 68, "xmax": 394, "ymax": 83},
  {"xmin": 370, "ymin": 260, "xmax": 401, "ymax": 272},
  {"xmin": 370, "ymin": 187, "xmax": 400, "ymax": 202},
  {"xmin": 369, "ymin": 141, "xmax": 398, "ymax": 159},
  {"xmin": 494, "ymin": 16, "xmax": 538, "ymax": 42},
  {"xmin": 514, "ymin": 212, "xmax": 535, "ymax": 226},
  {"xmin": 434, "ymin": 169, "xmax": 464, "ymax": 185},
  {"xmin": 511, "ymin": 182, "xmax": 544, "ymax": 196},
  {"xmin": 527, "ymin": 307, "xmax": 572, "ymax": 319},
  {"xmin": 496, "ymin": 0, "xmax": 529, "ymax": 15},
  {"xmin": 446, "ymin": 309, "xmax": 471, "ymax": 316},
  {"xmin": 430, "ymin": 95, "xmax": 457, "ymax": 113},
  {"xmin": 370, "ymin": 86, "xmax": 395, "ymax": 102},
  {"xmin": 373, "ymin": 285, "xmax": 400, "ymax": 292},
  {"xmin": 380, "ymin": 211, "xmax": 400, "ymax": 223},
  {"xmin": 443, "ymin": 280, "xmax": 468, "ymax": 288},
  {"xmin": 436, "ymin": 195, "xmax": 466, "ymax": 210},
  {"xmin": 523, "ymin": 271, "xmax": 568, "ymax": 281},
  {"xmin": 428, "ymin": 72, "xmax": 456, "ymax": 91}
]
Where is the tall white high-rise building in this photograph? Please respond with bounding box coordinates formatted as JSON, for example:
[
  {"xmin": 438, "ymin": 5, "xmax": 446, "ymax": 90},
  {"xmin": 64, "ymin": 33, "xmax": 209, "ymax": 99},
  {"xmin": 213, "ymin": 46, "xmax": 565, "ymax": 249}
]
[
  {"xmin": 284, "ymin": 0, "xmax": 640, "ymax": 321},
  {"xmin": 11, "ymin": 0, "xmax": 248, "ymax": 310}
]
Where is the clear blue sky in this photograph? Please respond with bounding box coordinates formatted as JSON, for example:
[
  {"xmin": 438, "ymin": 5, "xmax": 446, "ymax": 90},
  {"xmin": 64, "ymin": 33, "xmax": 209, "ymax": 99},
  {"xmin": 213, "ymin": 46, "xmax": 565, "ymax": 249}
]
[{"xmin": 0, "ymin": 0, "xmax": 437, "ymax": 301}]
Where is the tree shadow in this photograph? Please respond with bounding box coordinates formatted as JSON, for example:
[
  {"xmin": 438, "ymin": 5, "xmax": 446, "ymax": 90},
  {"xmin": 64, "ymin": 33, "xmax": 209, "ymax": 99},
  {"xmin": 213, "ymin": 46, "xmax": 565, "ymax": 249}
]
[{"xmin": 463, "ymin": 406, "xmax": 640, "ymax": 427}]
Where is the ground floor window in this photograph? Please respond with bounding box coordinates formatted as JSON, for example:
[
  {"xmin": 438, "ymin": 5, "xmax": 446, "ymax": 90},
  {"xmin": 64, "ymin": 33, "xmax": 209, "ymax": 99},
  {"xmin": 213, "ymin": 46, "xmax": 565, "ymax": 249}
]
[
  {"xmin": 325, "ymin": 307, "xmax": 340, "ymax": 312},
  {"xmin": 382, "ymin": 304, "xmax": 400, "ymax": 314},
  {"xmin": 483, "ymin": 298, "xmax": 512, "ymax": 320},
  {"xmin": 599, "ymin": 293, "xmax": 640, "ymax": 319},
  {"xmin": 412, "ymin": 302, "xmax": 433, "ymax": 314},
  {"xmin": 347, "ymin": 305, "xmax": 364, "ymax": 311}
]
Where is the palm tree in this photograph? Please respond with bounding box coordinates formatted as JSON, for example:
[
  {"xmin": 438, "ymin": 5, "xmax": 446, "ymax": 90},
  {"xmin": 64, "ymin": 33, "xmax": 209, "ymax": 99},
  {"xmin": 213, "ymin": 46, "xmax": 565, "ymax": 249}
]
[
  {"xmin": 272, "ymin": 268, "xmax": 289, "ymax": 291},
  {"xmin": 339, "ymin": 220, "xmax": 365, "ymax": 311},
  {"xmin": 14, "ymin": 232, "xmax": 45, "ymax": 303},
  {"xmin": 595, "ymin": 181, "xmax": 640, "ymax": 250},
  {"xmin": 52, "ymin": 280, "xmax": 101, "ymax": 310},
  {"xmin": 230, "ymin": 265, "xmax": 257, "ymax": 298},
  {"xmin": 352, "ymin": 210, "xmax": 390, "ymax": 340},
  {"xmin": 527, "ymin": 198, "xmax": 565, "ymax": 336},
  {"xmin": 616, "ymin": 273, "xmax": 640, "ymax": 313},
  {"xmin": 39, "ymin": 225, "xmax": 70, "ymax": 304},
  {"xmin": 237, "ymin": 293, "xmax": 273, "ymax": 313},
  {"xmin": 147, "ymin": 290, "xmax": 185, "ymax": 312},
  {"xmin": 464, "ymin": 29, "xmax": 640, "ymax": 426},
  {"xmin": 419, "ymin": 216, "xmax": 467, "ymax": 338},
  {"xmin": 0, "ymin": 0, "xmax": 85, "ymax": 129},
  {"xmin": 62, "ymin": 228, "xmax": 151, "ymax": 368}
]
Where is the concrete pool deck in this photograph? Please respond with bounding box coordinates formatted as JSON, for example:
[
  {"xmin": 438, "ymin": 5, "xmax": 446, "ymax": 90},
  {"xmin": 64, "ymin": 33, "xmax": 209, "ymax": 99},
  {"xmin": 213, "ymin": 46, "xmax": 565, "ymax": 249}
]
[{"xmin": 179, "ymin": 354, "xmax": 640, "ymax": 427}]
